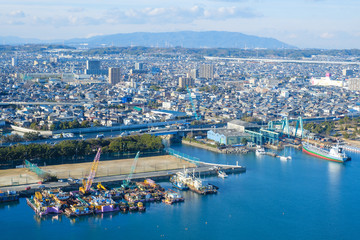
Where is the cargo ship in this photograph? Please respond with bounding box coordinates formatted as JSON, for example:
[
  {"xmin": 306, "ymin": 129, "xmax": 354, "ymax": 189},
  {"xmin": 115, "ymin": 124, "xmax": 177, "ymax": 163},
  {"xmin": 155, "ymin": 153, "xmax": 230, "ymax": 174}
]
[{"xmin": 302, "ymin": 142, "xmax": 350, "ymax": 163}]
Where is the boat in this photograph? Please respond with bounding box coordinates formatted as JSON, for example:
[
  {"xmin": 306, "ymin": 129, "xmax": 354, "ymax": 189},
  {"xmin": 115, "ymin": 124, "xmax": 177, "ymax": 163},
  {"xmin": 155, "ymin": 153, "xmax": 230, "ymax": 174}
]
[
  {"xmin": 186, "ymin": 170, "xmax": 218, "ymax": 195},
  {"xmin": 0, "ymin": 190, "xmax": 19, "ymax": 203},
  {"xmin": 279, "ymin": 156, "xmax": 290, "ymax": 161},
  {"xmin": 170, "ymin": 168, "xmax": 191, "ymax": 191},
  {"xmin": 255, "ymin": 147, "xmax": 266, "ymax": 155},
  {"xmin": 217, "ymin": 170, "xmax": 228, "ymax": 179},
  {"xmin": 302, "ymin": 141, "xmax": 350, "ymax": 163},
  {"xmin": 280, "ymin": 146, "xmax": 292, "ymax": 161},
  {"xmin": 171, "ymin": 180, "xmax": 189, "ymax": 190},
  {"xmin": 137, "ymin": 202, "xmax": 146, "ymax": 211},
  {"xmin": 162, "ymin": 190, "xmax": 184, "ymax": 205}
]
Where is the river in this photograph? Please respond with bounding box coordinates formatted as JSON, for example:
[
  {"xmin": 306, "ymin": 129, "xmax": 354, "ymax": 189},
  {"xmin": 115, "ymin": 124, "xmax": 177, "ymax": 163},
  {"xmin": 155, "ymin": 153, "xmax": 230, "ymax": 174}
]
[{"xmin": 1, "ymin": 144, "xmax": 359, "ymax": 240}]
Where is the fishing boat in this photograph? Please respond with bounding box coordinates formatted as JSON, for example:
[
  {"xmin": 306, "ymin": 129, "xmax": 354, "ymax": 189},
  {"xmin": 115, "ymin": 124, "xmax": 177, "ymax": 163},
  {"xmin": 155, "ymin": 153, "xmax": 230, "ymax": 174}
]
[
  {"xmin": 162, "ymin": 190, "xmax": 184, "ymax": 205},
  {"xmin": 171, "ymin": 180, "xmax": 189, "ymax": 190},
  {"xmin": 137, "ymin": 202, "xmax": 146, "ymax": 211},
  {"xmin": 128, "ymin": 202, "xmax": 138, "ymax": 212},
  {"xmin": 217, "ymin": 170, "xmax": 228, "ymax": 179},
  {"xmin": 0, "ymin": 190, "xmax": 19, "ymax": 203},
  {"xmin": 255, "ymin": 147, "xmax": 266, "ymax": 155},
  {"xmin": 90, "ymin": 196, "xmax": 119, "ymax": 213},
  {"xmin": 186, "ymin": 170, "xmax": 218, "ymax": 195},
  {"xmin": 170, "ymin": 168, "xmax": 192, "ymax": 191},
  {"xmin": 302, "ymin": 141, "xmax": 350, "ymax": 163}
]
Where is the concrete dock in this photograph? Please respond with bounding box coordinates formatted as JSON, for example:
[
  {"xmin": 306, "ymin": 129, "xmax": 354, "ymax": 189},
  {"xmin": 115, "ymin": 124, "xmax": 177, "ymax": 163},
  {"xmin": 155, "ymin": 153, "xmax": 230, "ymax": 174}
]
[{"xmin": 0, "ymin": 163, "xmax": 246, "ymax": 197}]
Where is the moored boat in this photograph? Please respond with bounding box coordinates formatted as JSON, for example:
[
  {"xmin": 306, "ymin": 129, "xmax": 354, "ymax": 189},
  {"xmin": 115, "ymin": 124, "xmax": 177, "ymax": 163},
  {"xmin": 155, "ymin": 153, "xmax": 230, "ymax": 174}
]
[
  {"xmin": 0, "ymin": 190, "xmax": 19, "ymax": 203},
  {"xmin": 255, "ymin": 147, "xmax": 266, "ymax": 155}
]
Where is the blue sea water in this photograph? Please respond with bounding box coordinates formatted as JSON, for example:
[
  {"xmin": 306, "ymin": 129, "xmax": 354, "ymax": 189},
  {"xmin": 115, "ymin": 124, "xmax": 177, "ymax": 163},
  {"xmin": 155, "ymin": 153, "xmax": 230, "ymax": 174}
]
[{"xmin": 1, "ymin": 144, "xmax": 359, "ymax": 240}]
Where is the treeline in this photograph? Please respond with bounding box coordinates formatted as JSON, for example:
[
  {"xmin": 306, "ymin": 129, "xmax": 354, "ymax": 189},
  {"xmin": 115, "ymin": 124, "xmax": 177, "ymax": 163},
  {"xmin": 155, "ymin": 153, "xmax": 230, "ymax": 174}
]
[
  {"xmin": 27, "ymin": 119, "xmax": 99, "ymax": 131},
  {"xmin": 2, "ymin": 132, "xmax": 44, "ymax": 143},
  {"xmin": 304, "ymin": 121, "xmax": 334, "ymax": 135},
  {"xmin": 0, "ymin": 134, "xmax": 164, "ymax": 163}
]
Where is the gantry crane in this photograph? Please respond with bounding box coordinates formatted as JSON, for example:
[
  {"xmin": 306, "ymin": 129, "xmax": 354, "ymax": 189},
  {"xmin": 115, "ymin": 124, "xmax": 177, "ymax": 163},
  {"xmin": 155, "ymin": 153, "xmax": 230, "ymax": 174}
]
[
  {"xmin": 122, "ymin": 151, "xmax": 140, "ymax": 188},
  {"xmin": 79, "ymin": 148, "xmax": 102, "ymax": 194}
]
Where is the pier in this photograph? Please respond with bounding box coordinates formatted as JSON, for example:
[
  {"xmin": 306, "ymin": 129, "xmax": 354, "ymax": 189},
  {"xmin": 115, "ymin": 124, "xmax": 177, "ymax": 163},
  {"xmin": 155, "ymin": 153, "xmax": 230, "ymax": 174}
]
[{"xmin": 0, "ymin": 164, "xmax": 246, "ymax": 197}]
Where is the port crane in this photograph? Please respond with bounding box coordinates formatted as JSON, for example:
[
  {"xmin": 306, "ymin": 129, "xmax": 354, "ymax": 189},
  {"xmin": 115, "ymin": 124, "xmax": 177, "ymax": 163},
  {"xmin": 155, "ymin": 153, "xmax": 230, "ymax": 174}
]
[
  {"xmin": 186, "ymin": 86, "xmax": 200, "ymax": 121},
  {"xmin": 79, "ymin": 148, "xmax": 102, "ymax": 194},
  {"xmin": 122, "ymin": 151, "xmax": 140, "ymax": 188}
]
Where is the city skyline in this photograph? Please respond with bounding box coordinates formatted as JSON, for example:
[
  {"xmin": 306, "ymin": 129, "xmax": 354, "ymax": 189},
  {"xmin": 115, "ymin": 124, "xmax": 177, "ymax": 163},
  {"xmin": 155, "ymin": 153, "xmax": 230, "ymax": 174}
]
[{"xmin": 1, "ymin": 0, "xmax": 359, "ymax": 49}]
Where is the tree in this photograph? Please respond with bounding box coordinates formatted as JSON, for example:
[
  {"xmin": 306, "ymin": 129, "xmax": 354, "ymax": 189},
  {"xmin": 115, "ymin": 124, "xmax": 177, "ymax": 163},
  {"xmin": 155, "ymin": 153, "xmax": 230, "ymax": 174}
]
[
  {"xmin": 351, "ymin": 131, "xmax": 357, "ymax": 139},
  {"xmin": 50, "ymin": 124, "xmax": 56, "ymax": 131},
  {"xmin": 30, "ymin": 122, "xmax": 38, "ymax": 130},
  {"xmin": 23, "ymin": 132, "xmax": 42, "ymax": 141},
  {"xmin": 81, "ymin": 120, "xmax": 90, "ymax": 128},
  {"xmin": 150, "ymin": 85, "xmax": 160, "ymax": 91},
  {"xmin": 93, "ymin": 120, "xmax": 101, "ymax": 127},
  {"xmin": 241, "ymin": 138, "xmax": 248, "ymax": 145}
]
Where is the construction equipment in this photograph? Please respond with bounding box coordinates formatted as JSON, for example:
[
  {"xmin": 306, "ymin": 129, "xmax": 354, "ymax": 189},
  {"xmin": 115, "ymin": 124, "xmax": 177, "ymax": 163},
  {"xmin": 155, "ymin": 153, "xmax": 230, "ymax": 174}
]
[
  {"xmin": 97, "ymin": 182, "xmax": 107, "ymax": 191},
  {"xmin": 122, "ymin": 151, "xmax": 140, "ymax": 188},
  {"xmin": 186, "ymin": 86, "xmax": 200, "ymax": 121},
  {"xmin": 79, "ymin": 148, "xmax": 102, "ymax": 194}
]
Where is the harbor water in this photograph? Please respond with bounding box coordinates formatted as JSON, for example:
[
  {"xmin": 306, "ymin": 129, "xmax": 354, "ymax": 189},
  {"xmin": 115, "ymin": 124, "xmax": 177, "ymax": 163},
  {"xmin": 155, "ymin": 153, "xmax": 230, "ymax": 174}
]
[{"xmin": 1, "ymin": 144, "xmax": 360, "ymax": 240}]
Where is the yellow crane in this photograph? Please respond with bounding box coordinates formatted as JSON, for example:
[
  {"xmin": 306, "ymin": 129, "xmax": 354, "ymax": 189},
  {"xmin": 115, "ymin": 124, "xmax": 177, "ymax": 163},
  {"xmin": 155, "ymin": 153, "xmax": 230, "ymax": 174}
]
[{"xmin": 79, "ymin": 148, "xmax": 102, "ymax": 194}]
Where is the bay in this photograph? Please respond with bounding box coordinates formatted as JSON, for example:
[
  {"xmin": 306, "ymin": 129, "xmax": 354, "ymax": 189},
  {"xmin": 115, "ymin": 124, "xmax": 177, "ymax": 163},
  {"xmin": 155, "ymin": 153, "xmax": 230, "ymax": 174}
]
[{"xmin": 1, "ymin": 144, "xmax": 359, "ymax": 240}]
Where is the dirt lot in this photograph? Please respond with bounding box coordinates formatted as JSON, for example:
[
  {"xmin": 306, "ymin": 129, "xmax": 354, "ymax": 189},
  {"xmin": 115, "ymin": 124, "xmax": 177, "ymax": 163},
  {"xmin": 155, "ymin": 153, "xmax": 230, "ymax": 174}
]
[
  {"xmin": 39, "ymin": 155, "xmax": 194, "ymax": 180},
  {"xmin": 0, "ymin": 168, "xmax": 41, "ymax": 187},
  {"xmin": 0, "ymin": 155, "xmax": 195, "ymax": 187}
]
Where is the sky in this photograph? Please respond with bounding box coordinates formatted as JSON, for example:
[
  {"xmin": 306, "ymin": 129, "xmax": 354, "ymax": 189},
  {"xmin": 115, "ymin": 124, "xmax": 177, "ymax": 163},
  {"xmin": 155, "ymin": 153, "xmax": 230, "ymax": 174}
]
[{"xmin": 0, "ymin": 0, "xmax": 359, "ymax": 49}]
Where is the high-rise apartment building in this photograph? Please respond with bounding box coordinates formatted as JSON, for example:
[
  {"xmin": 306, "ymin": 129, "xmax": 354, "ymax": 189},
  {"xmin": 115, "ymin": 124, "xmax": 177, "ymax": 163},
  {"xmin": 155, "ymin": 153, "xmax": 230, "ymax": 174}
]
[
  {"xmin": 135, "ymin": 62, "xmax": 143, "ymax": 70},
  {"xmin": 178, "ymin": 77, "xmax": 194, "ymax": 88},
  {"xmin": 109, "ymin": 67, "xmax": 121, "ymax": 85},
  {"xmin": 349, "ymin": 78, "xmax": 360, "ymax": 91},
  {"xmin": 11, "ymin": 57, "xmax": 17, "ymax": 67},
  {"xmin": 199, "ymin": 64, "xmax": 214, "ymax": 79},
  {"xmin": 188, "ymin": 69, "xmax": 199, "ymax": 79},
  {"xmin": 85, "ymin": 60, "xmax": 107, "ymax": 75}
]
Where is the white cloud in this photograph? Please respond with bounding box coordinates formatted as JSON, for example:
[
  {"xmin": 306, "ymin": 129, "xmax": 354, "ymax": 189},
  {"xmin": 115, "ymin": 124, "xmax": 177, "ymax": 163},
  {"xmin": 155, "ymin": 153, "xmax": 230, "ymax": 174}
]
[
  {"xmin": 107, "ymin": 5, "xmax": 260, "ymax": 24},
  {"xmin": 68, "ymin": 8, "xmax": 85, "ymax": 13},
  {"xmin": 9, "ymin": 10, "xmax": 25, "ymax": 18},
  {"xmin": 320, "ymin": 32, "xmax": 335, "ymax": 39}
]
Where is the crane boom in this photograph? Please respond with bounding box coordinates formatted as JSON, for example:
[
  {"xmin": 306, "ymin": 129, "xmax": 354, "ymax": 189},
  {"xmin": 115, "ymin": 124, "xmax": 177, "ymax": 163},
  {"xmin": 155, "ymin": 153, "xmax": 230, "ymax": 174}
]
[
  {"xmin": 80, "ymin": 148, "xmax": 102, "ymax": 193},
  {"xmin": 126, "ymin": 151, "xmax": 140, "ymax": 183}
]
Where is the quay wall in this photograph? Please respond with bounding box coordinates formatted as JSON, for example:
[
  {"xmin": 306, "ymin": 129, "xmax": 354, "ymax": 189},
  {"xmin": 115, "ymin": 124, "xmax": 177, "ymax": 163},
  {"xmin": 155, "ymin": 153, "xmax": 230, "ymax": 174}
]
[{"xmin": 3, "ymin": 165, "xmax": 246, "ymax": 197}]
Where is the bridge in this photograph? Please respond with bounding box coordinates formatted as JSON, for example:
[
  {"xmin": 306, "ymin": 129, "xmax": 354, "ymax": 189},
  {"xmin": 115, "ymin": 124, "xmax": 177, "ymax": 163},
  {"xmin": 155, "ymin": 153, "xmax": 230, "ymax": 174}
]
[{"xmin": 149, "ymin": 128, "xmax": 217, "ymax": 136}]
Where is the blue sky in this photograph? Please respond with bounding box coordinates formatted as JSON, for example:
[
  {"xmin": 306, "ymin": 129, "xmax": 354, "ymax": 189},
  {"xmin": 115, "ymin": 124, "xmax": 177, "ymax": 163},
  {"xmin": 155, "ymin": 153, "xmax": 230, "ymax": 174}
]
[{"xmin": 1, "ymin": 0, "xmax": 359, "ymax": 49}]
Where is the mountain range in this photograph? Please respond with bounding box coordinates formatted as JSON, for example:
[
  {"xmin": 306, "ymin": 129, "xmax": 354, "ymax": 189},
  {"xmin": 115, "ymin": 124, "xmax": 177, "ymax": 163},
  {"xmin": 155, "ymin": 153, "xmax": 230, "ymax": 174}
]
[{"xmin": 0, "ymin": 31, "xmax": 296, "ymax": 49}]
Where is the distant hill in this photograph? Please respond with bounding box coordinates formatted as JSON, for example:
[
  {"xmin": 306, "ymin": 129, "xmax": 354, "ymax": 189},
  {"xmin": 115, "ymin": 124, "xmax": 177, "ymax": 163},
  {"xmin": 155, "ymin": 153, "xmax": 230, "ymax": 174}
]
[
  {"xmin": 65, "ymin": 31, "xmax": 295, "ymax": 49},
  {"xmin": 0, "ymin": 31, "xmax": 296, "ymax": 49},
  {"xmin": 0, "ymin": 36, "xmax": 43, "ymax": 45}
]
